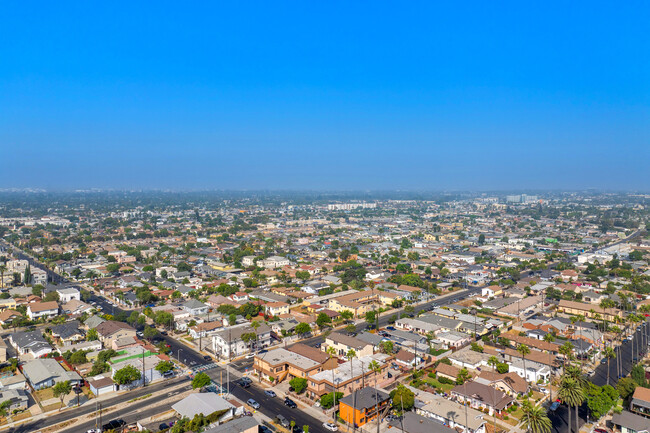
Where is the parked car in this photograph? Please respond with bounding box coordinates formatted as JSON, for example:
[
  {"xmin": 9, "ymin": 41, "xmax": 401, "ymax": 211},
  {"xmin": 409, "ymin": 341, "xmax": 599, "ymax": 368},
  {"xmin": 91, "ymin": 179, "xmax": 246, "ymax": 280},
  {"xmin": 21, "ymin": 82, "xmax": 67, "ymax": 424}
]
[
  {"xmin": 386, "ymin": 326, "xmax": 396, "ymax": 331},
  {"xmin": 284, "ymin": 397, "xmax": 297, "ymax": 408},
  {"xmin": 247, "ymin": 399, "xmax": 260, "ymax": 409},
  {"xmin": 549, "ymin": 401, "xmax": 561, "ymax": 412},
  {"xmin": 203, "ymin": 355, "xmax": 212, "ymax": 361},
  {"xmin": 103, "ymin": 419, "xmax": 126, "ymax": 431},
  {"xmin": 323, "ymin": 422, "xmax": 338, "ymax": 431},
  {"xmin": 265, "ymin": 390, "xmax": 277, "ymax": 398},
  {"xmin": 277, "ymin": 415, "xmax": 290, "ymax": 428},
  {"xmin": 163, "ymin": 370, "xmax": 175, "ymax": 378},
  {"xmin": 260, "ymin": 426, "xmax": 274, "ymax": 433},
  {"xmin": 136, "ymin": 331, "xmax": 144, "ymax": 337}
]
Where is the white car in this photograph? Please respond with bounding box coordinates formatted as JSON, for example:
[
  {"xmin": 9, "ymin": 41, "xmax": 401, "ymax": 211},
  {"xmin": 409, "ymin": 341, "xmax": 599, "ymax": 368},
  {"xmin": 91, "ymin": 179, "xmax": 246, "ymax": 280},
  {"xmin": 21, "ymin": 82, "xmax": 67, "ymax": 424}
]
[{"xmin": 323, "ymin": 422, "xmax": 338, "ymax": 432}]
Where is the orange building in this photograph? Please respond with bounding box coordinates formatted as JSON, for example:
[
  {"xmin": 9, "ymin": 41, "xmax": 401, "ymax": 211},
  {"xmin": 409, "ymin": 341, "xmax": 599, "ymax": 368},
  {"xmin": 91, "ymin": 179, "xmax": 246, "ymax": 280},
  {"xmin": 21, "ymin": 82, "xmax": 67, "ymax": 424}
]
[{"xmin": 339, "ymin": 387, "xmax": 390, "ymax": 428}]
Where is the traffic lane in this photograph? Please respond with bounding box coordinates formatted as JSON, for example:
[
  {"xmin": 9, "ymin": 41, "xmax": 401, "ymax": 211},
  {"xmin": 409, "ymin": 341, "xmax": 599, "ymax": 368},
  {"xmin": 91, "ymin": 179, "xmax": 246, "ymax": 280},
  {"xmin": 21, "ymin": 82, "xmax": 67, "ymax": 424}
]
[
  {"xmin": 163, "ymin": 333, "xmax": 205, "ymax": 367},
  {"xmin": 229, "ymin": 381, "xmax": 328, "ymax": 433},
  {"xmin": 57, "ymin": 389, "xmax": 186, "ymax": 433},
  {"xmin": 549, "ymin": 402, "xmax": 590, "ymax": 433},
  {"xmin": 8, "ymin": 376, "xmax": 191, "ymax": 433}
]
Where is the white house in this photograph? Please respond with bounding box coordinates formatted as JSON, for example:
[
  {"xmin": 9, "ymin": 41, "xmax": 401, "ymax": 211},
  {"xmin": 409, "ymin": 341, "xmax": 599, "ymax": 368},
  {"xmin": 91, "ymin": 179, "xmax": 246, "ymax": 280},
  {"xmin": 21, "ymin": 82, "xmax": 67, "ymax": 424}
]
[
  {"xmin": 27, "ymin": 301, "xmax": 59, "ymax": 320},
  {"xmin": 260, "ymin": 256, "xmax": 290, "ymax": 270},
  {"xmin": 212, "ymin": 322, "xmax": 272, "ymax": 359},
  {"xmin": 508, "ymin": 358, "xmax": 550, "ymax": 384},
  {"xmin": 57, "ymin": 287, "xmax": 81, "ymax": 303}
]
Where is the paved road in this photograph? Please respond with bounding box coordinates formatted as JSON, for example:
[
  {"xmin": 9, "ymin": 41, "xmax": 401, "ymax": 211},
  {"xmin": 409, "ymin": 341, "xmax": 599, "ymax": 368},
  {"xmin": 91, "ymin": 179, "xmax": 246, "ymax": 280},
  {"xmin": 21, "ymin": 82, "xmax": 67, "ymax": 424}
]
[
  {"xmin": 57, "ymin": 386, "xmax": 188, "ymax": 433},
  {"xmin": 7, "ymin": 376, "xmax": 191, "ymax": 433}
]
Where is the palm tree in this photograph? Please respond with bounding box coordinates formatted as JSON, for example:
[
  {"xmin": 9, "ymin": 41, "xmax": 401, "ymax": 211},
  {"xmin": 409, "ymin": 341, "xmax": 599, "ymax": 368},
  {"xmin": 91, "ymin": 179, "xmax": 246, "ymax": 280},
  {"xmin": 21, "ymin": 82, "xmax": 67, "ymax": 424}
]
[
  {"xmin": 564, "ymin": 365, "xmax": 586, "ymax": 433},
  {"xmin": 559, "ymin": 341, "xmax": 573, "ymax": 370},
  {"xmin": 517, "ymin": 344, "xmax": 531, "ymax": 383},
  {"xmin": 488, "ymin": 356, "xmax": 499, "ymax": 433},
  {"xmin": 347, "ymin": 349, "xmax": 357, "ymax": 393},
  {"xmin": 599, "ymin": 299, "xmax": 616, "ymax": 333},
  {"xmin": 369, "ymin": 360, "xmax": 382, "ymax": 433},
  {"xmin": 457, "ymin": 367, "xmax": 471, "ymax": 431},
  {"xmin": 557, "ymin": 377, "xmax": 575, "ymax": 433},
  {"xmin": 251, "ymin": 320, "xmax": 261, "ymax": 354},
  {"xmin": 326, "ymin": 346, "xmax": 339, "ymax": 423},
  {"xmin": 604, "ymin": 346, "xmax": 616, "ymax": 386},
  {"xmin": 0, "ymin": 265, "xmax": 6, "ymax": 290},
  {"xmin": 519, "ymin": 399, "xmax": 552, "ymax": 433},
  {"xmin": 543, "ymin": 333, "xmax": 556, "ymax": 402}
]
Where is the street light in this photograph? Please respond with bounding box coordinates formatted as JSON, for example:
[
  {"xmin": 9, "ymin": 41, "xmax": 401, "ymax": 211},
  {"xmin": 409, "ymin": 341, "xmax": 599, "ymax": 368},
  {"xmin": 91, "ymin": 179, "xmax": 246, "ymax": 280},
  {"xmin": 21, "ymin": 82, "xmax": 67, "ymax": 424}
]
[{"xmin": 178, "ymin": 349, "xmax": 183, "ymax": 364}]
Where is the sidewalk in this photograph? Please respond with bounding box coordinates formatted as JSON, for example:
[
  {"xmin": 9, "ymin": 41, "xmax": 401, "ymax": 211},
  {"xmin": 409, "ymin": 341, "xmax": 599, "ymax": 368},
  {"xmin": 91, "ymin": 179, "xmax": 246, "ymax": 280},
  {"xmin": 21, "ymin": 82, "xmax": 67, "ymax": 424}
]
[{"xmin": 2, "ymin": 380, "xmax": 190, "ymax": 432}]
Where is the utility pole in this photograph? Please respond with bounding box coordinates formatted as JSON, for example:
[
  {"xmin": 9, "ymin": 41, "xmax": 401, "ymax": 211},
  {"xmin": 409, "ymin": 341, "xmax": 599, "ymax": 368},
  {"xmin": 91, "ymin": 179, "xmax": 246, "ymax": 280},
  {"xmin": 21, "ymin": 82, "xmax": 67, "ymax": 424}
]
[{"xmin": 142, "ymin": 347, "xmax": 146, "ymax": 387}]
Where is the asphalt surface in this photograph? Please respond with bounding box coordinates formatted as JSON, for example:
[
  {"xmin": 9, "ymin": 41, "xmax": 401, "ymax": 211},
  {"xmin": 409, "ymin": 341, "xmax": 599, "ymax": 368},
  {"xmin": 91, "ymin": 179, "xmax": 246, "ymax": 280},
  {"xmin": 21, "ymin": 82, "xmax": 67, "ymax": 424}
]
[{"xmin": 8, "ymin": 376, "xmax": 191, "ymax": 433}]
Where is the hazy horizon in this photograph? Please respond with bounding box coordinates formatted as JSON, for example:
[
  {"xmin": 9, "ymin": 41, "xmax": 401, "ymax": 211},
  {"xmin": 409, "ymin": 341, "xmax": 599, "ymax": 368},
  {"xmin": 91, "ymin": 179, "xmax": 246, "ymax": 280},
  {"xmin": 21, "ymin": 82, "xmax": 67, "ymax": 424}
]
[{"xmin": 1, "ymin": 2, "xmax": 648, "ymax": 191}]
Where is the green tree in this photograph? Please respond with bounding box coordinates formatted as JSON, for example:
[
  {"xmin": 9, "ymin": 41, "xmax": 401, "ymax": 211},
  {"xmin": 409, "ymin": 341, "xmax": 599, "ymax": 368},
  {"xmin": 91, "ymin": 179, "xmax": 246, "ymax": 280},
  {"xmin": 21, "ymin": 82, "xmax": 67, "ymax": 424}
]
[
  {"xmin": 113, "ymin": 365, "xmax": 142, "ymax": 385},
  {"xmin": 365, "ymin": 310, "xmax": 377, "ymax": 325},
  {"xmin": 295, "ymin": 322, "xmax": 311, "ymax": 338},
  {"xmin": 390, "ymin": 384, "xmax": 415, "ymax": 412},
  {"xmin": 289, "ymin": 377, "xmax": 308, "ymax": 394},
  {"xmin": 143, "ymin": 326, "xmax": 159, "ymax": 340},
  {"xmin": 86, "ymin": 328, "xmax": 99, "ymax": 341},
  {"xmin": 316, "ymin": 313, "xmax": 332, "ymax": 329},
  {"xmin": 456, "ymin": 368, "xmax": 471, "ymax": 385},
  {"xmin": 340, "ymin": 310, "xmax": 354, "ymax": 323},
  {"xmin": 320, "ymin": 391, "xmax": 344, "ymax": 409},
  {"xmin": 192, "ymin": 372, "xmax": 211, "ymax": 389},
  {"xmin": 616, "ymin": 377, "xmax": 637, "ymax": 401},
  {"xmin": 155, "ymin": 361, "xmax": 174, "ymax": 373},
  {"xmin": 52, "ymin": 381, "xmax": 72, "ymax": 411}
]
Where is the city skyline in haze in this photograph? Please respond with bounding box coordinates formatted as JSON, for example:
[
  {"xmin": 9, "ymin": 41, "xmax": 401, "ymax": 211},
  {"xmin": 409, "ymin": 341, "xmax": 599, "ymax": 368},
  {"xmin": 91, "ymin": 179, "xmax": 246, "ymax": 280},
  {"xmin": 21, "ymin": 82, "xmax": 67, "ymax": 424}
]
[{"xmin": 1, "ymin": 2, "xmax": 648, "ymax": 191}]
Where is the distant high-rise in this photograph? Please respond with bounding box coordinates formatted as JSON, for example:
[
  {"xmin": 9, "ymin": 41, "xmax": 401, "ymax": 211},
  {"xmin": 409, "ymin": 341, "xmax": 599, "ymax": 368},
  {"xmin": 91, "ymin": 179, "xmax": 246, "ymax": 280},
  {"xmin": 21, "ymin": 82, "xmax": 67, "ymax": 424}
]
[{"xmin": 506, "ymin": 194, "xmax": 538, "ymax": 204}]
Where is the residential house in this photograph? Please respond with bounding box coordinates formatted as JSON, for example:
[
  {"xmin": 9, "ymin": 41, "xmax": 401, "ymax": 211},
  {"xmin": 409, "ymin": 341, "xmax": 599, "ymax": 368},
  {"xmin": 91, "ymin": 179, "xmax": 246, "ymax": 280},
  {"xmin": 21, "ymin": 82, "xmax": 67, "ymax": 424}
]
[
  {"xmin": 172, "ymin": 393, "xmax": 235, "ymax": 420},
  {"xmin": 322, "ymin": 332, "xmax": 374, "ymax": 359},
  {"xmin": 88, "ymin": 376, "xmax": 116, "ymax": 396},
  {"xmin": 389, "ymin": 412, "xmax": 457, "ymax": 433},
  {"xmin": 264, "ymin": 302, "xmax": 290, "ymax": 317},
  {"xmin": 306, "ymin": 353, "xmax": 394, "ymax": 400},
  {"xmin": 612, "ymin": 410, "xmax": 650, "ymax": 433},
  {"xmin": 0, "ymin": 310, "xmax": 23, "ymax": 325},
  {"xmin": 26, "ymin": 301, "xmax": 59, "ymax": 320},
  {"xmin": 189, "ymin": 321, "xmax": 223, "ymax": 339},
  {"xmin": 630, "ymin": 386, "xmax": 650, "ymax": 417},
  {"xmin": 477, "ymin": 371, "xmax": 529, "ymax": 396},
  {"xmin": 95, "ymin": 320, "xmax": 136, "ymax": 347},
  {"xmin": 339, "ymin": 387, "xmax": 390, "ymax": 427},
  {"xmin": 508, "ymin": 358, "xmax": 551, "ymax": 384},
  {"xmin": 436, "ymin": 331, "xmax": 472, "ymax": 349},
  {"xmin": 50, "ymin": 320, "xmax": 84, "ymax": 346},
  {"xmin": 9, "ymin": 331, "xmax": 52, "ymax": 358},
  {"xmin": 557, "ymin": 300, "xmax": 623, "ymax": 322},
  {"xmin": 254, "ymin": 347, "xmax": 336, "ymax": 384},
  {"xmin": 435, "ymin": 363, "xmax": 462, "ymax": 382},
  {"xmin": 21, "ymin": 358, "xmax": 82, "ymax": 390},
  {"xmin": 62, "ymin": 299, "xmax": 94, "ymax": 317},
  {"xmin": 56, "ymin": 287, "xmax": 81, "ymax": 303},
  {"xmin": 416, "ymin": 393, "xmax": 487, "ymax": 433},
  {"xmin": 451, "ymin": 380, "xmax": 514, "ymax": 415},
  {"xmin": 212, "ymin": 322, "xmax": 272, "ymax": 359},
  {"xmin": 182, "ymin": 299, "xmax": 209, "ymax": 316},
  {"xmin": 0, "ymin": 389, "xmax": 28, "ymax": 412}
]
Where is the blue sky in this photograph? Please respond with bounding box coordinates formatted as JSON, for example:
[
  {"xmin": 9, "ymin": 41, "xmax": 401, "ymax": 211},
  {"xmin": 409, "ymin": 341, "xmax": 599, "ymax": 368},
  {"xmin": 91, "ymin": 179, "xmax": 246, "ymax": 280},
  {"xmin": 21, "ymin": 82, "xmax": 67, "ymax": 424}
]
[{"xmin": 1, "ymin": 2, "xmax": 648, "ymax": 190}]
